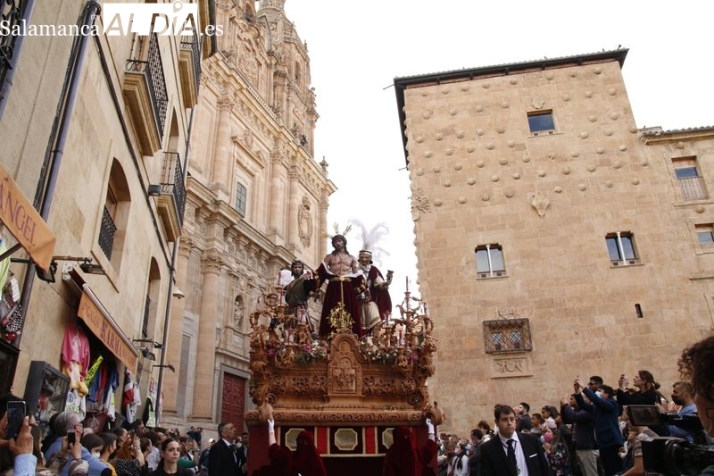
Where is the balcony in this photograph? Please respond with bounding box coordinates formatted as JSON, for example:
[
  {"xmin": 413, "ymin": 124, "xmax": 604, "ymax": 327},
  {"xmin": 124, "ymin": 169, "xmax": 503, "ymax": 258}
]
[
  {"xmin": 123, "ymin": 34, "xmax": 168, "ymax": 156},
  {"xmin": 179, "ymin": 34, "xmax": 201, "ymax": 107},
  {"xmin": 155, "ymin": 152, "xmax": 186, "ymax": 242}
]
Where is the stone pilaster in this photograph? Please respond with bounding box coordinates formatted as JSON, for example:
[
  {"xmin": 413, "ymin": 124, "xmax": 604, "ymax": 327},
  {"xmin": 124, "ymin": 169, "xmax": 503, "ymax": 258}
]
[
  {"xmin": 286, "ymin": 169, "xmax": 300, "ymax": 251},
  {"xmin": 268, "ymin": 152, "xmax": 284, "ymax": 239},
  {"xmin": 191, "ymin": 253, "xmax": 223, "ymax": 419},
  {"xmin": 210, "ymin": 98, "xmax": 233, "ymax": 200},
  {"xmin": 162, "ymin": 237, "xmax": 193, "ymax": 414}
]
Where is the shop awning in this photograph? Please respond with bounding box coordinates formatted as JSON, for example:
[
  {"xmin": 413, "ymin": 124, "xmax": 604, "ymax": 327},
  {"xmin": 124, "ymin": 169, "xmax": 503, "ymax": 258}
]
[
  {"xmin": 0, "ymin": 163, "xmax": 56, "ymax": 271},
  {"xmin": 77, "ymin": 284, "xmax": 138, "ymax": 370}
]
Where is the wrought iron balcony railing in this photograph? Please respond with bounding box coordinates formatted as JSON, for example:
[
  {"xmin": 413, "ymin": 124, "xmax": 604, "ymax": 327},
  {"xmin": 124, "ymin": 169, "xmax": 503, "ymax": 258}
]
[
  {"xmin": 180, "ymin": 34, "xmax": 201, "ymax": 95},
  {"xmin": 0, "ymin": 0, "xmax": 26, "ymax": 103},
  {"xmin": 125, "ymin": 34, "xmax": 168, "ymax": 140},
  {"xmin": 161, "ymin": 152, "xmax": 186, "ymax": 225}
]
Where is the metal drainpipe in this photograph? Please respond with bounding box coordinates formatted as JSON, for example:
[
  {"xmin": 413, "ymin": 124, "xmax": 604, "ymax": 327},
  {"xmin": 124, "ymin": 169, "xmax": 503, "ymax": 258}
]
[
  {"xmin": 0, "ymin": 0, "xmax": 37, "ymax": 120},
  {"xmin": 155, "ymin": 95, "xmax": 197, "ymax": 426},
  {"xmin": 15, "ymin": 1, "xmax": 100, "ymax": 349}
]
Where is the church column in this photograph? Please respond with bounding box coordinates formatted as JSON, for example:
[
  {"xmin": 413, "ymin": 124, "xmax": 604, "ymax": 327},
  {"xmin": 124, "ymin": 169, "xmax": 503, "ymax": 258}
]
[
  {"xmin": 162, "ymin": 236, "xmax": 192, "ymax": 414},
  {"xmin": 191, "ymin": 252, "xmax": 223, "ymax": 419},
  {"xmin": 286, "ymin": 168, "xmax": 300, "ymax": 251},
  {"xmin": 318, "ymin": 195, "xmax": 329, "ymax": 259},
  {"xmin": 210, "ymin": 98, "xmax": 233, "ymax": 201},
  {"xmin": 268, "ymin": 154, "xmax": 284, "ymax": 239}
]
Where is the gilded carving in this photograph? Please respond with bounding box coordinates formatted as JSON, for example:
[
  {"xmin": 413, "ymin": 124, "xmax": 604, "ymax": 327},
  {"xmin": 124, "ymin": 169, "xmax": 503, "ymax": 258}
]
[
  {"xmin": 245, "ymin": 286, "xmax": 439, "ymax": 424},
  {"xmin": 333, "ymin": 357, "xmax": 357, "ymax": 392}
]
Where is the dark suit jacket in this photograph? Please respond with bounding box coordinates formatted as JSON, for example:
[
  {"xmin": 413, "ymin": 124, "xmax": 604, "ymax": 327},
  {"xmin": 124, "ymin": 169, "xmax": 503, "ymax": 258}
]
[
  {"xmin": 480, "ymin": 432, "xmax": 552, "ymax": 476},
  {"xmin": 208, "ymin": 439, "xmax": 243, "ymax": 476}
]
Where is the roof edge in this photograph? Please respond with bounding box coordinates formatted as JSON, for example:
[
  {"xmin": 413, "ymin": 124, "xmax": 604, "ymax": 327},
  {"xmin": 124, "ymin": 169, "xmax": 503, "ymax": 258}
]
[{"xmin": 393, "ymin": 49, "xmax": 629, "ymax": 166}]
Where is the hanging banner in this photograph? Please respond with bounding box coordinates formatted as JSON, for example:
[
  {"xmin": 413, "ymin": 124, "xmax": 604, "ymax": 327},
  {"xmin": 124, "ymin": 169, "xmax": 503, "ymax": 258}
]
[{"xmin": 0, "ymin": 164, "xmax": 56, "ymax": 270}]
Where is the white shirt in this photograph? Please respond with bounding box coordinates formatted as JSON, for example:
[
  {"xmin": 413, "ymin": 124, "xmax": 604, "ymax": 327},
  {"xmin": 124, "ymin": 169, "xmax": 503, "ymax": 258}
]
[{"xmin": 498, "ymin": 432, "xmax": 529, "ymax": 476}]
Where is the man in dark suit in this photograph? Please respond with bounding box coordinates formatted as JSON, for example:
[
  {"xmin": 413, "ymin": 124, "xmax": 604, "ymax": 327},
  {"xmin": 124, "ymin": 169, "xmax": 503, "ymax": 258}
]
[
  {"xmin": 480, "ymin": 404, "xmax": 552, "ymax": 476},
  {"xmin": 208, "ymin": 422, "xmax": 244, "ymax": 476}
]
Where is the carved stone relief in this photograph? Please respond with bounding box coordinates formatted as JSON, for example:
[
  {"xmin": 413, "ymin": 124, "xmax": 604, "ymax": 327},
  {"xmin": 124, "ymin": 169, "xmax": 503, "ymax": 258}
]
[
  {"xmin": 491, "ymin": 356, "xmax": 532, "ymax": 378},
  {"xmin": 529, "ymin": 191, "xmax": 550, "ymax": 217},
  {"xmin": 531, "ymin": 95, "xmax": 545, "ymax": 109},
  {"xmin": 411, "ymin": 188, "xmax": 431, "ymax": 216},
  {"xmin": 233, "ymin": 296, "xmax": 245, "ymax": 328},
  {"xmin": 298, "ymin": 196, "xmax": 313, "ymax": 248}
]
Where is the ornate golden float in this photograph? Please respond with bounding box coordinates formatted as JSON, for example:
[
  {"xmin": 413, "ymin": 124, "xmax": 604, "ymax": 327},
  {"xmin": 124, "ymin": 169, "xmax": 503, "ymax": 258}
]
[{"xmin": 244, "ymin": 285, "xmax": 443, "ymax": 473}]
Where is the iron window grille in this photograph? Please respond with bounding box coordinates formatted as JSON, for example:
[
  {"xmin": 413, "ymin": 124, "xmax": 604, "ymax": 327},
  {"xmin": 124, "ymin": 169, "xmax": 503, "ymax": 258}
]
[
  {"xmin": 483, "ymin": 318, "xmax": 532, "ymax": 353},
  {"xmin": 98, "ymin": 206, "xmax": 117, "ymax": 260}
]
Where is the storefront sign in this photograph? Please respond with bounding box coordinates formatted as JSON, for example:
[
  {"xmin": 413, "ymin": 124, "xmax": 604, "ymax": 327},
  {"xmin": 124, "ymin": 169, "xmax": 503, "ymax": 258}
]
[
  {"xmin": 0, "ymin": 164, "xmax": 56, "ymax": 270},
  {"xmin": 77, "ymin": 292, "xmax": 137, "ymax": 370}
]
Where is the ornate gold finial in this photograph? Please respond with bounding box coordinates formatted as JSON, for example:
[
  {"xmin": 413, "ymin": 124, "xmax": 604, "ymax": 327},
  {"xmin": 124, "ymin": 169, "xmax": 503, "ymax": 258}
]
[{"xmin": 328, "ymin": 302, "xmax": 353, "ymax": 335}]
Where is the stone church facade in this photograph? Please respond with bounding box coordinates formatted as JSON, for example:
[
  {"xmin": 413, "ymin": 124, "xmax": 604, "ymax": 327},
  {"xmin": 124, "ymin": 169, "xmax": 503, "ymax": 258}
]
[
  {"xmin": 394, "ymin": 49, "xmax": 714, "ymax": 435},
  {"xmin": 160, "ymin": 0, "xmax": 336, "ymax": 431}
]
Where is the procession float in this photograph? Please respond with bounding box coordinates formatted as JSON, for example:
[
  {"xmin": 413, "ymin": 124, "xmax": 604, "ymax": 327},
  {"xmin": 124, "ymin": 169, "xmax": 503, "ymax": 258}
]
[{"xmin": 243, "ymin": 260, "xmax": 444, "ymax": 474}]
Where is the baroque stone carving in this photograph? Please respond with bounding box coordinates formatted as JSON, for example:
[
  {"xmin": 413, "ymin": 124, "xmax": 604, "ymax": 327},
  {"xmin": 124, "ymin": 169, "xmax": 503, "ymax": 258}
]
[
  {"xmin": 298, "ymin": 196, "xmax": 312, "ymax": 248},
  {"xmin": 411, "ymin": 188, "xmax": 431, "ymax": 214}
]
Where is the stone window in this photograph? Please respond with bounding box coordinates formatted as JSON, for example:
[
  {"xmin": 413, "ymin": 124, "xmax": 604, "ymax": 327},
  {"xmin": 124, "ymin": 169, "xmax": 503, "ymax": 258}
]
[
  {"xmin": 235, "ymin": 182, "xmax": 247, "ymax": 216},
  {"xmin": 475, "ymin": 244, "xmax": 506, "ymax": 279},
  {"xmin": 527, "ymin": 110, "xmax": 555, "ymax": 135},
  {"xmin": 99, "ymin": 159, "xmax": 130, "ymax": 267},
  {"xmin": 673, "ymin": 156, "xmax": 708, "ymax": 201},
  {"xmin": 483, "ymin": 318, "xmax": 532, "ymax": 353},
  {"xmin": 606, "ymin": 231, "xmax": 639, "ymax": 266},
  {"xmin": 696, "ymin": 224, "xmax": 714, "ymax": 245}
]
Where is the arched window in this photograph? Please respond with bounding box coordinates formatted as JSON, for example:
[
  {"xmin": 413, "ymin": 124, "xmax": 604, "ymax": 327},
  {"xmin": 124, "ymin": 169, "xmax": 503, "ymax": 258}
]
[{"xmin": 99, "ymin": 160, "xmax": 131, "ymax": 269}]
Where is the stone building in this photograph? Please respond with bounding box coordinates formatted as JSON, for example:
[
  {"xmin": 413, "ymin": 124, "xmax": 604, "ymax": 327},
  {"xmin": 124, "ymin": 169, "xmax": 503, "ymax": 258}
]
[
  {"xmin": 394, "ymin": 49, "xmax": 714, "ymax": 435},
  {"xmin": 0, "ymin": 0, "xmax": 214, "ymax": 427},
  {"xmin": 159, "ymin": 0, "xmax": 335, "ymax": 432}
]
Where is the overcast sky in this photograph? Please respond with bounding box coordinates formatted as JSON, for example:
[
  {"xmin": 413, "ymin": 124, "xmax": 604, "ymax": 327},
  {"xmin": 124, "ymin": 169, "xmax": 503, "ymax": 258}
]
[{"xmin": 283, "ymin": 0, "xmax": 714, "ymax": 302}]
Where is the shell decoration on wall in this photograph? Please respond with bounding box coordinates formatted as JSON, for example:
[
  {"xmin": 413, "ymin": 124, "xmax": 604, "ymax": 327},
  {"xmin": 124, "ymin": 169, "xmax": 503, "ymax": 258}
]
[{"xmin": 529, "ymin": 191, "xmax": 550, "ymax": 218}]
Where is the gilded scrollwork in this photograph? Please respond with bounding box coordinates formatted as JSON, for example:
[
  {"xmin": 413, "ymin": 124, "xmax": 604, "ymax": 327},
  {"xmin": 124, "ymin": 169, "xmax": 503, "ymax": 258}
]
[{"xmin": 247, "ymin": 282, "xmax": 437, "ymax": 422}]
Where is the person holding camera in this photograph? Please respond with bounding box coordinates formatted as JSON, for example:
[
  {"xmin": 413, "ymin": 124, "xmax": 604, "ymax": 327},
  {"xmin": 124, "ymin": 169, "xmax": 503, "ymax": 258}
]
[{"xmin": 573, "ymin": 377, "xmax": 623, "ymax": 476}]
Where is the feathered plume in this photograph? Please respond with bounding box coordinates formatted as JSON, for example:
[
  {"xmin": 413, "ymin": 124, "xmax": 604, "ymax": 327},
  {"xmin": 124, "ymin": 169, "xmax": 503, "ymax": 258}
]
[{"xmin": 349, "ymin": 219, "xmax": 390, "ymax": 266}]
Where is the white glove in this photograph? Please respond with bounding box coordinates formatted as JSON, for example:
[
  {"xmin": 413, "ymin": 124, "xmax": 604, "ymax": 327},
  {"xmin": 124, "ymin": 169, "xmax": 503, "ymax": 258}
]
[
  {"xmin": 426, "ymin": 418, "xmax": 435, "ymax": 434},
  {"xmin": 268, "ymin": 418, "xmax": 275, "ymax": 432}
]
